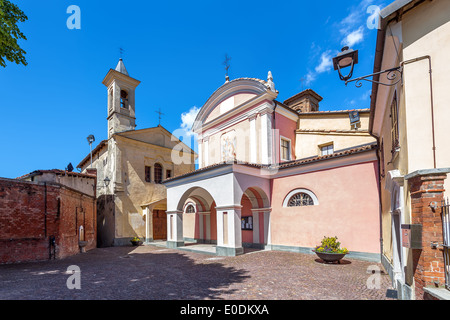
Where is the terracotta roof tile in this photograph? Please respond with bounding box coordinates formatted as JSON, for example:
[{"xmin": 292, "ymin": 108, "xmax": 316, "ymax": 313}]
[
  {"xmin": 164, "ymin": 142, "xmax": 377, "ymax": 182},
  {"xmin": 17, "ymin": 169, "xmax": 96, "ymax": 180}
]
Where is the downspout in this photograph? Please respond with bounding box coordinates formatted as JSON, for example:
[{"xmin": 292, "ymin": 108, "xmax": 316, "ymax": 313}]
[{"xmin": 369, "ymin": 130, "xmax": 385, "ymax": 259}]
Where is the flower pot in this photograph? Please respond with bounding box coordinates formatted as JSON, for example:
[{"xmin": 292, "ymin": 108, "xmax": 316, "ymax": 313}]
[
  {"xmin": 131, "ymin": 241, "xmax": 140, "ymax": 246},
  {"xmin": 313, "ymin": 250, "xmax": 347, "ymax": 264}
]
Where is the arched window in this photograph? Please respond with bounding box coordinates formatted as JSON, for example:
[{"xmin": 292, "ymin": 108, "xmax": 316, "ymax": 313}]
[
  {"xmin": 120, "ymin": 90, "xmax": 128, "ymax": 109},
  {"xmin": 154, "ymin": 163, "xmax": 163, "ymax": 184},
  {"xmin": 287, "ymin": 193, "xmax": 314, "ymax": 207},
  {"xmin": 185, "ymin": 204, "xmax": 195, "ymax": 213},
  {"xmin": 283, "ymin": 189, "xmax": 318, "ymax": 207}
]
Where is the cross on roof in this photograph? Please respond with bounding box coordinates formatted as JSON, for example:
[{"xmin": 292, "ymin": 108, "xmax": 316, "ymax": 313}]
[
  {"xmin": 223, "ymin": 54, "xmax": 231, "ymax": 80},
  {"xmin": 155, "ymin": 108, "xmax": 164, "ymax": 125}
]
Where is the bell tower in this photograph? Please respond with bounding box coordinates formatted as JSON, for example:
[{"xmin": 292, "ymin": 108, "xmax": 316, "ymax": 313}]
[{"xmin": 102, "ymin": 59, "xmax": 141, "ymax": 138}]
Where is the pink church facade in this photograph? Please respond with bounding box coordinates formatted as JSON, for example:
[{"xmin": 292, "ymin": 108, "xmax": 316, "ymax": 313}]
[{"xmin": 163, "ymin": 74, "xmax": 381, "ymax": 261}]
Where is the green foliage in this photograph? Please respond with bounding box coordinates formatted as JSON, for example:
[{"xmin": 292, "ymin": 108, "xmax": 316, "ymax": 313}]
[
  {"xmin": 315, "ymin": 236, "xmax": 348, "ymax": 254},
  {"xmin": 0, "ymin": 0, "xmax": 28, "ymax": 67}
]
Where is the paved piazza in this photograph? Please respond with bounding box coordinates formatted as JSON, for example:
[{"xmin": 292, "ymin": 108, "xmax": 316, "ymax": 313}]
[{"xmin": 0, "ymin": 245, "xmax": 394, "ymax": 300}]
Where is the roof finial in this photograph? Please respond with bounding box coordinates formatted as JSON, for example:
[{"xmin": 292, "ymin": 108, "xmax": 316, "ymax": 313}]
[{"xmin": 267, "ymin": 71, "xmax": 276, "ymax": 92}]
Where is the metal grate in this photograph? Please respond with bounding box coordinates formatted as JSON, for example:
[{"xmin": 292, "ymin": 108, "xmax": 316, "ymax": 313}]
[{"xmin": 441, "ymin": 198, "xmax": 450, "ymax": 290}]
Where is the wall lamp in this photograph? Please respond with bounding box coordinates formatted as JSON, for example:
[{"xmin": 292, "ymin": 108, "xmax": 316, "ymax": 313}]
[
  {"xmin": 97, "ymin": 176, "xmax": 111, "ymax": 190},
  {"xmin": 332, "ymin": 46, "xmax": 402, "ymax": 88}
]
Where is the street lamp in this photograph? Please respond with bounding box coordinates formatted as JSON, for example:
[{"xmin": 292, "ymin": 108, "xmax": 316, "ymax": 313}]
[
  {"xmin": 103, "ymin": 177, "xmax": 110, "ymax": 188},
  {"xmin": 332, "ymin": 46, "xmax": 402, "ymax": 88},
  {"xmin": 87, "ymin": 134, "xmax": 95, "ymax": 168},
  {"xmin": 332, "ymin": 46, "xmax": 359, "ymax": 82}
]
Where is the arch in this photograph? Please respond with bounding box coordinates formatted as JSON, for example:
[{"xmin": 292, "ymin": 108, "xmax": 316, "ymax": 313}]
[
  {"xmin": 120, "ymin": 89, "xmax": 128, "ymax": 109},
  {"xmin": 282, "ymin": 188, "xmax": 319, "ymax": 207},
  {"xmin": 243, "ymin": 186, "xmax": 270, "ymax": 209},
  {"xmin": 240, "ymin": 187, "xmax": 271, "ymax": 247},
  {"xmin": 176, "ymin": 186, "xmax": 216, "ymax": 212},
  {"xmin": 175, "ymin": 186, "xmax": 218, "ymax": 245}
]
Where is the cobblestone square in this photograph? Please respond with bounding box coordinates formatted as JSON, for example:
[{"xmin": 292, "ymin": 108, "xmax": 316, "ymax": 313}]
[{"xmin": 0, "ymin": 245, "xmax": 394, "ymax": 300}]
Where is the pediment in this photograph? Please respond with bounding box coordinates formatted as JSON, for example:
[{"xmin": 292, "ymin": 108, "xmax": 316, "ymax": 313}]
[
  {"xmin": 193, "ymin": 78, "xmax": 276, "ymax": 133},
  {"xmin": 116, "ymin": 126, "xmax": 194, "ymax": 153}
]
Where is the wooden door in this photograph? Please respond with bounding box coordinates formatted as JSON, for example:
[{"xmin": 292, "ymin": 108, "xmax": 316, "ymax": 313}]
[{"xmin": 153, "ymin": 210, "xmax": 167, "ymax": 240}]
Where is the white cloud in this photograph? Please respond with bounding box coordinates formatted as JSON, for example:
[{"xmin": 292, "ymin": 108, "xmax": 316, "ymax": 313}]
[
  {"xmin": 179, "ymin": 106, "xmax": 200, "ymax": 137},
  {"xmin": 303, "ymin": 51, "xmax": 334, "ymax": 86},
  {"xmin": 304, "ymin": 71, "xmax": 316, "ymax": 86},
  {"xmin": 342, "ymin": 26, "xmax": 365, "ymax": 48},
  {"xmin": 315, "ymin": 51, "xmax": 333, "ymax": 73}
]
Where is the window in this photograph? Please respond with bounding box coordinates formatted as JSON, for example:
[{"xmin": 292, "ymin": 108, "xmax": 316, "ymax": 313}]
[
  {"xmin": 283, "ymin": 188, "xmax": 319, "ymax": 207},
  {"xmin": 390, "ymin": 92, "xmax": 399, "ymax": 152},
  {"xmin": 145, "ymin": 166, "xmax": 151, "ymax": 182},
  {"xmin": 185, "ymin": 204, "xmax": 195, "ymax": 213},
  {"xmin": 281, "ymin": 138, "xmax": 291, "ymax": 161},
  {"xmin": 154, "ymin": 163, "xmax": 163, "ymax": 184},
  {"xmin": 287, "ymin": 193, "xmax": 314, "ymax": 207},
  {"xmin": 120, "ymin": 90, "xmax": 128, "ymax": 109},
  {"xmin": 320, "ymin": 143, "xmax": 334, "ymax": 156},
  {"xmin": 166, "ymin": 169, "xmax": 172, "ymax": 179}
]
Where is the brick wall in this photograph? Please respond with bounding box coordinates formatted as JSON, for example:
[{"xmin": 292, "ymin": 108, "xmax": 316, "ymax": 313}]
[
  {"xmin": 0, "ymin": 177, "xmax": 96, "ymax": 264},
  {"xmin": 408, "ymin": 171, "xmax": 447, "ymax": 299}
]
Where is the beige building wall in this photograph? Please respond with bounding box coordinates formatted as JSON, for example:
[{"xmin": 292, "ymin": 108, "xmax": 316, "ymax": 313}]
[
  {"xmin": 80, "ymin": 128, "xmax": 195, "ymax": 243},
  {"xmin": 295, "ymin": 112, "xmax": 375, "ymax": 159},
  {"xmin": 371, "ymin": 0, "xmax": 450, "ymax": 291}
]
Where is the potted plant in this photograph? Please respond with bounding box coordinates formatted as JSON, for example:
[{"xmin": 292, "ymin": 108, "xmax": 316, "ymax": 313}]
[
  {"xmin": 313, "ymin": 236, "xmax": 348, "ymax": 264},
  {"xmin": 130, "ymin": 237, "xmax": 141, "ymax": 246}
]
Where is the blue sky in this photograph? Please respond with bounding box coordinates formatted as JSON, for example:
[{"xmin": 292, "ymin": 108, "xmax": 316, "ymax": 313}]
[{"xmin": 1, "ymin": 0, "xmax": 386, "ymax": 179}]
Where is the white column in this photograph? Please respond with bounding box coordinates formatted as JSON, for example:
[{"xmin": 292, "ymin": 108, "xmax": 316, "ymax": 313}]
[
  {"xmin": 215, "ymin": 206, "xmax": 243, "ymax": 256},
  {"xmin": 260, "ymin": 111, "xmax": 273, "ymax": 165},
  {"xmin": 144, "ymin": 207, "xmax": 151, "ymax": 243},
  {"xmin": 264, "ymin": 210, "xmax": 271, "ymax": 246},
  {"xmin": 252, "ymin": 209, "xmax": 260, "ymax": 244},
  {"xmin": 166, "ymin": 210, "xmax": 184, "ymax": 248},
  {"xmin": 216, "ymin": 210, "xmax": 225, "ymax": 247},
  {"xmin": 249, "ymin": 114, "xmax": 257, "ymax": 163},
  {"xmin": 198, "ymin": 213, "xmax": 204, "ymax": 241},
  {"xmin": 205, "ymin": 213, "xmax": 211, "ymax": 242}
]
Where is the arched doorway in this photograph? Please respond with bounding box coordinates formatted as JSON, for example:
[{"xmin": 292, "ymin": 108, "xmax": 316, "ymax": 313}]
[
  {"xmin": 167, "ymin": 187, "xmax": 217, "ymax": 248},
  {"xmin": 240, "ymin": 187, "xmax": 271, "ymax": 249}
]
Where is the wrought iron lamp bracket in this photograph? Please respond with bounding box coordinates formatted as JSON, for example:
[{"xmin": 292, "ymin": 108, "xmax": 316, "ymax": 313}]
[{"xmin": 344, "ymin": 66, "xmax": 403, "ymax": 88}]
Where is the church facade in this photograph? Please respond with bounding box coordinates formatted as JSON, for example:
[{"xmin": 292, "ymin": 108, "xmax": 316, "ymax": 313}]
[
  {"xmin": 77, "ymin": 59, "xmax": 195, "ymax": 247},
  {"xmin": 164, "ymin": 73, "xmax": 381, "ymax": 261}
]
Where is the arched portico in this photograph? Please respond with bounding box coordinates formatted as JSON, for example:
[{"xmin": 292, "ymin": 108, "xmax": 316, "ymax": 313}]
[
  {"xmin": 164, "ymin": 164, "xmax": 272, "ymax": 256},
  {"xmin": 240, "ymin": 187, "xmax": 271, "ymax": 249}
]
